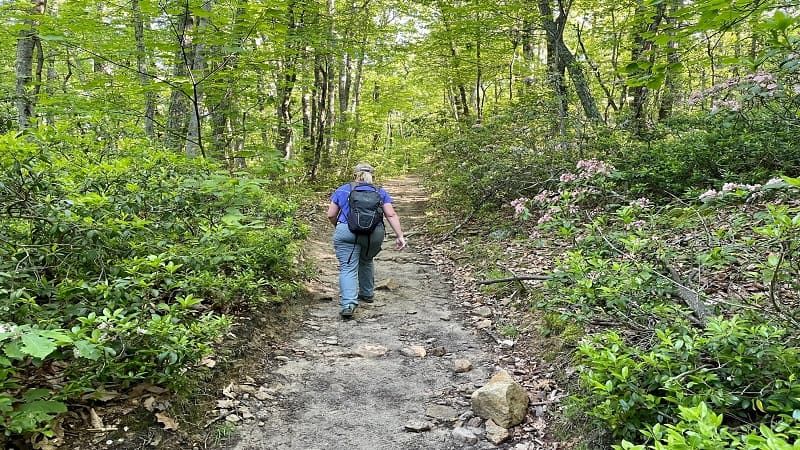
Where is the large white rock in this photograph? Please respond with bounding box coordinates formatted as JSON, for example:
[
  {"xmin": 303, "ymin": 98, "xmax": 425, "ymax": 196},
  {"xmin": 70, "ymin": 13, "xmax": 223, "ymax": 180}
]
[{"xmin": 470, "ymin": 370, "xmax": 529, "ymax": 428}]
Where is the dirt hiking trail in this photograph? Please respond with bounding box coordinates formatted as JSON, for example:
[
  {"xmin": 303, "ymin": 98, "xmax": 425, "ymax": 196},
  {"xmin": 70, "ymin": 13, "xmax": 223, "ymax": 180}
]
[{"xmin": 225, "ymin": 177, "xmax": 511, "ymax": 449}]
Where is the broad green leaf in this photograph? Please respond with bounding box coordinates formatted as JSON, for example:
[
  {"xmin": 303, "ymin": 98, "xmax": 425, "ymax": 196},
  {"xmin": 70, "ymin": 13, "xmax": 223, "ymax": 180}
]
[
  {"xmin": 23, "ymin": 389, "xmax": 51, "ymax": 401},
  {"xmin": 74, "ymin": 340, "xmax": 102, "ymax": 360},
  {"xmin": 20, "ymin": 333, "xmax": 58, "ymax": 359},
  {"xmin": 18, "ymin": 400, "xmax": 67, "ymax": 414}
]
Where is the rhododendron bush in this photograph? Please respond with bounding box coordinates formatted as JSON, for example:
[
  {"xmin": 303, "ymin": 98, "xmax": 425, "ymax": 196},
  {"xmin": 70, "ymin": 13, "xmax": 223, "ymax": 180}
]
[{"xmin": 505, "ymin": 166, "xmax": 800, "ymax": 447}]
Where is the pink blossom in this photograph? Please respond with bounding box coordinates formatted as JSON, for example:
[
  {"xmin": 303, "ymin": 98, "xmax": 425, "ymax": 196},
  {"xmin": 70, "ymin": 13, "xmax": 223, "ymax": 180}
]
[
  {"xmin": 793, "ymin": 85, "xmax": 800, "ymax": 95},
  {"xmin": 559, "ymin": 172, "xmax": 578, "ymax": 183},
  {"xmin": 766, "ymin": 177, "xmax": 785, "ymax": 185},
  {"xmin": 576, "ymin": 159, "xmax": 615, "ymax": 177},
  {"xmin": 699, "ymin": 189, "xmax": 719, "ymax": 201},
  {"xmin": 533, "ymin": 190, "xmax": 556, "ymax": 203},
  {"xmin": 510, "ymin": 197, "xmax": 529, "ymax": 217},
  {"xmin": 625, "ymin": 220, "xmax": 647, "ymax": 230},
  {"xmin": 537, "ymin": 213, "xmax": 553, "ymax": 224},
  {"xmin": 629, "ymin": 198, "xmax": 652, "ymax": 208},
  {"xmin": 721, "ymin": 183, "xmax": 739, "ymax": 192}
]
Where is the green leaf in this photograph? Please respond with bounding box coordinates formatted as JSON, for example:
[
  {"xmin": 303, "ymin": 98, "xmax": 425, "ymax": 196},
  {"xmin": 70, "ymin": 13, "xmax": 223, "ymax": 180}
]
[
  {"xmin": 20, "ymin": 333, "xmax": 58, "ymax": 359},
  {"xmin": 4, "ymin": 341, "xmax": 24, "ymax": 359},
  {"xmin": 74, "ymin": 340, "xmax": 102, "ymax": 361},
  {"xmin": 18, "ymin": 400, "xmax": 67, "ymax": 414},
  {"xmin": 23, "ymin": 389, "xmax": 51, "ymax": 401},
  {"xmin": 39, "ymin": 34, "xmax": 67, "ymax": 42},
  {"xmin": 781, "ymin": 175, "xmax": 800, "ymax": 186}
]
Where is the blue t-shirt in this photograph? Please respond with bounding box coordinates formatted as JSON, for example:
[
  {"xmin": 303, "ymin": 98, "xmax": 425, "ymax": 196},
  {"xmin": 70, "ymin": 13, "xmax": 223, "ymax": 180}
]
[{"xmin": 331, "ymin": 183, "xmax": 393, "ymax": 224}]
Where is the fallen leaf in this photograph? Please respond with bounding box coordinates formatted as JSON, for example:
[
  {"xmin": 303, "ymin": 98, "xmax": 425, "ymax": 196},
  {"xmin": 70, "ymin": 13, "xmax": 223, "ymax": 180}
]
[
  {"xmin": 222, "ymin": 382, "xmax": 236, "ymax": 399},
  {"xmin": 216, "ymin": 399, "xmax": 236, "ymax": 409},
  {"xmin": 142, "ymin": 396, "xmax": 157, "ymax": 411},
  {"xmin": 200, "ymin": 357, "xmax": 216, "ymax": 368},
  {"xmin": 155, "ymin": 412, "xmax": 179, "ymax": 431},
  {"xmin": 81, "ymin": 388, "xmax": 121, "ymax": 402},
  {"xmin": 89, "ymin": 408, "xmax": 104, "ymax": 429}
]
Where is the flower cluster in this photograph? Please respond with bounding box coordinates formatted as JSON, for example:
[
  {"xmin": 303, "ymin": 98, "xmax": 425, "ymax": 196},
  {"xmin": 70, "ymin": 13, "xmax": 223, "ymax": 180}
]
[
  {"xmin": 510, "ymin": 197, "xmax": 529, "ymax": 218},
  {"xmin": 625, "ymin": 220, "xmax": 647, "ymax": 230},
  {"xmin": 688, "ymin": 71, "xmax": 788, "ymax": 110},
  {"xmin": 711, "ymin": 100, "xmax": 741, "ymax": 112},
  {"xmin": 629, "ymin": 198, "xmax": 652, "ymax": 209},
  {"xmin": 533, "ymin": 190, "xmax": 558, "ymax": 204},
  {"xmin": 576, "ymin": 159, "xmax": 615, "ymax": 177},
  {"xmin": 560, "ymin": 172, "xmax": 578, "ymax": 183},
  {"xmin": 537, "ymin": 213, "xmax": 554, "ymax": 224},
  {"xmin": 699, "ymin": 177, "xmax": 787, "ymax": 201}
]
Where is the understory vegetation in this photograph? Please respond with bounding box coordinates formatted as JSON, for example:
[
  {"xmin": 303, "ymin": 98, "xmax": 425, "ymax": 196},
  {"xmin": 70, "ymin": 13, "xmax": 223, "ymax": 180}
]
[
  {"xmin": 0, "ymin": 130, "xmax": 306, "ymax": 440},
  {"xmin": 426, "ymin": 90, "xmax": 800, "ymax": 447}
]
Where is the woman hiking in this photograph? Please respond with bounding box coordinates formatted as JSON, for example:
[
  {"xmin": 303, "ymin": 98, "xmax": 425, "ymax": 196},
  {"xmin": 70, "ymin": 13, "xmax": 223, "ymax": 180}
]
[{"xmin": 326, "ymin": 163, "xmax": 407, "ymax": 318}]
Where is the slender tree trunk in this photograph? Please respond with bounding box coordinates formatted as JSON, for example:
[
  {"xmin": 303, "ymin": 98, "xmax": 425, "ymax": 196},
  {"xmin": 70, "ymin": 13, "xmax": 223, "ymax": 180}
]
[
  {"xmin": 276, "ymin": 1, "xmax": 299, "ymax": 159},
  {"xmin": 16, "ymin": 0, "xmax": 47, "ymax": 131},
  {"xmin": 301, "ymin": 87, "xmax": 314, "ymax": 169},
  {"xmin": 475, "ymin": 37, "xmax": 483, "ymax": 124},
  {"xmin": 576, "ymin": 25, "xmax": 618, "ymax": 116},
  {"xmin": 350, "ymin": 49, "xmax": 365, "ymax": 148},
  {"xmin": 629, "ymin": 0, "xmax": 666, "ymax": 134},
  {"xmin": 185, "ymin": 2, "xmax": 212, "ymax": 157},
  {"xmin": 336, "ymin": 51, "xmax": 352, "ymax": 156},
  {"xmin": 658, "ymin": 0, "xmax": 681, "ymax": 120},
  {"xmin": 439, "ymin": 3, "xmax": 470, "ymax": 119},
  {"xmin": 537, "ymin": 0, "xmax": 600, "ymax": 124},
  {"xmin": 165, "ymin": 7, "xmax": 192, "ymax": 150},
  {"xmin": 132, "ymin": 0, "xmax": 155, "ymax": 137}
]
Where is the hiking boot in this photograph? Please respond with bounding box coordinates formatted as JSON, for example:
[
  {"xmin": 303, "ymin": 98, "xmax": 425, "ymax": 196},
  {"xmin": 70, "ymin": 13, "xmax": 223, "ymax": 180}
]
[
  {"xmin": 340, "ymin": 304, "xmax": 355, "ymax": 318},
  {"xmin": 359, "ymin": 295, "xmax": 374, "ymax": 303}
]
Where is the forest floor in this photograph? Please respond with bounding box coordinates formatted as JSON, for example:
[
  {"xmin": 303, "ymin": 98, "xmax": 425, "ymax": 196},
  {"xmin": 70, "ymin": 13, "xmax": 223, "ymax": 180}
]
[{"xmin": 60, "ymin": 177, "xmax": 568, "ymax": 450}]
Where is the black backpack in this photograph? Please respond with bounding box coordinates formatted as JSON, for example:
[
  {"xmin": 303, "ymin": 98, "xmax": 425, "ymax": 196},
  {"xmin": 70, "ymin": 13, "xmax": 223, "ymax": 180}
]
[{"xmin": 346, "ymin": 182, "xmax": 383, "ymax": 234}]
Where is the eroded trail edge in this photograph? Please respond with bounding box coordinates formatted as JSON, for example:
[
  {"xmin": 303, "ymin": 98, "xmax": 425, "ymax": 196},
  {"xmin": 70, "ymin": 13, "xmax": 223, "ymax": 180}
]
[{"xmin": 225, "ymin": 177, "xmax": 547, "ymax": 450}]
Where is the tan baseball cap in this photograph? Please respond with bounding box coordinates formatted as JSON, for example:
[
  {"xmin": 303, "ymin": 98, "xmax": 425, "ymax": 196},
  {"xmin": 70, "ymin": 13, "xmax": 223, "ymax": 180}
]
[{"xmin": 353, "ymin": 162, "xmax": 375, "ymax": 174}]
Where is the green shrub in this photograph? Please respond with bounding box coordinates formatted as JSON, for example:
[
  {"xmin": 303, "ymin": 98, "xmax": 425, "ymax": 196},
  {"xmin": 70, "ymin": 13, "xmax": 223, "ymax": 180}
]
[
  {"xmin": 578, "ymin": 315, "xmax": 800, "ymax": 443},
  {"xmin": 0, "ymin": 130, "xmax": 307, "ymax": 438}
]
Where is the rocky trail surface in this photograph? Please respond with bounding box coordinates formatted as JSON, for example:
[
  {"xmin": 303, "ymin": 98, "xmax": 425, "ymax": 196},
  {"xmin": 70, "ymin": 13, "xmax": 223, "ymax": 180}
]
[{"xmin": 220, "ymin": 177, "xmax": 554, "ymax": 450}]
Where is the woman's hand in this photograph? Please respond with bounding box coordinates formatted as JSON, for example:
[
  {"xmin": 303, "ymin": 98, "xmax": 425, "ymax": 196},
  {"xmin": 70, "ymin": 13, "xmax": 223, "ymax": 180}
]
[{"xmin": 396, "ymin": 236, "xmax": 407, "ymax": 250}]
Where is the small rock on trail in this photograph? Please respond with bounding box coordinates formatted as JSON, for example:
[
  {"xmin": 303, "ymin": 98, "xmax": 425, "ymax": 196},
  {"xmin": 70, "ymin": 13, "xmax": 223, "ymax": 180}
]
[{"xmin": 225, "ymin": 178, "xmax": 496, "ymax": 450}]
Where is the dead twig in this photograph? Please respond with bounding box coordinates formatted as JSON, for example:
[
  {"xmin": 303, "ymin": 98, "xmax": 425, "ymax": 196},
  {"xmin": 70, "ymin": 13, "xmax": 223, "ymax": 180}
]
[{"xmin": 476, "ymin": 275, "xmax": 550, "ymax": 285}]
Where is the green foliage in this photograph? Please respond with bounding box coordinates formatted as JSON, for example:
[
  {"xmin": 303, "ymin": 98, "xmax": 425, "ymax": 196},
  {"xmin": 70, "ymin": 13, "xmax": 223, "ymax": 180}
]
[
  {"xmin": 0, "ymin": 325, "xmax": 69, "ymax": 436},
  {"xmin": 578, "ymin": 316, "xmax": 800, "ymax": 442},
  {"xmin": 617, "ymin": 402, "xmax": 800, "ymax": 449},
  {"xmin": 0, "ymin": 130, "xmax": 306, "ymax": 437}
]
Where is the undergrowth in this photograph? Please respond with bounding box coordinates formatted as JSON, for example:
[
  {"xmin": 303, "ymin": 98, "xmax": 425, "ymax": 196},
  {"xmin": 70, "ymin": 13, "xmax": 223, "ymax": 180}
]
[{"xmin": 0, "ymin": 129, "xmax": 308, "ymax": 443}]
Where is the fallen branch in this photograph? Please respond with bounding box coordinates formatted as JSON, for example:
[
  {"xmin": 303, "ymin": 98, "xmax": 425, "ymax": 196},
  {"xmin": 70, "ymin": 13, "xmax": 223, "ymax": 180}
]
[
  {"xmin": 659, "ymin": 262, "xmax": 712, "ymax": 326},
  {"xmin": 476, "ymin": 274, "xmax": 550, "ymax": 285}
]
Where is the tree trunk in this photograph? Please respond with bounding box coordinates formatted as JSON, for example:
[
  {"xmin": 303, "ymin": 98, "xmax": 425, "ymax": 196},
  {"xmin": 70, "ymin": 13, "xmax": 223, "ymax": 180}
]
[
  {"xmin": 15, "ymin": 0, "xmax": 47, "ymax": 131},
  {"xmin": 185, "ymin": 2, "xmax": 212, "ymax": 158},
  {"xmin": 439, "ymin": 3, "xmax": 470, "ymax": 120},
  {"xmin": 629, "ymin": 0, "xmax": 666, "ymax": 134},
  {"xmin": 301, "ymin": 87, "xmax": 313, "ymax": 167},
  {"xmin": 658, "ymin": 0, "xmax": 681, "ymax": 121},
  {"xmin": 336, "ymin": 51, "xmax": 352, "ymax": 156},
  {"xmin": 131, "ymin": 0, "xmax": 156, "ymax": 137},
  {"xmin": 276, "ymin": 1, "xmax": 300, "ymax": 159},
  {"xmin": 537, "ymin": 0, "xmax": 601, "ymax": 123},
  {"xmin": 165, "ymin": 7, "xmax": 192, "ymax": 150},
  {"xmin": 349, "ymin": 49, "xmax": 365, "ymax": 149}
]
